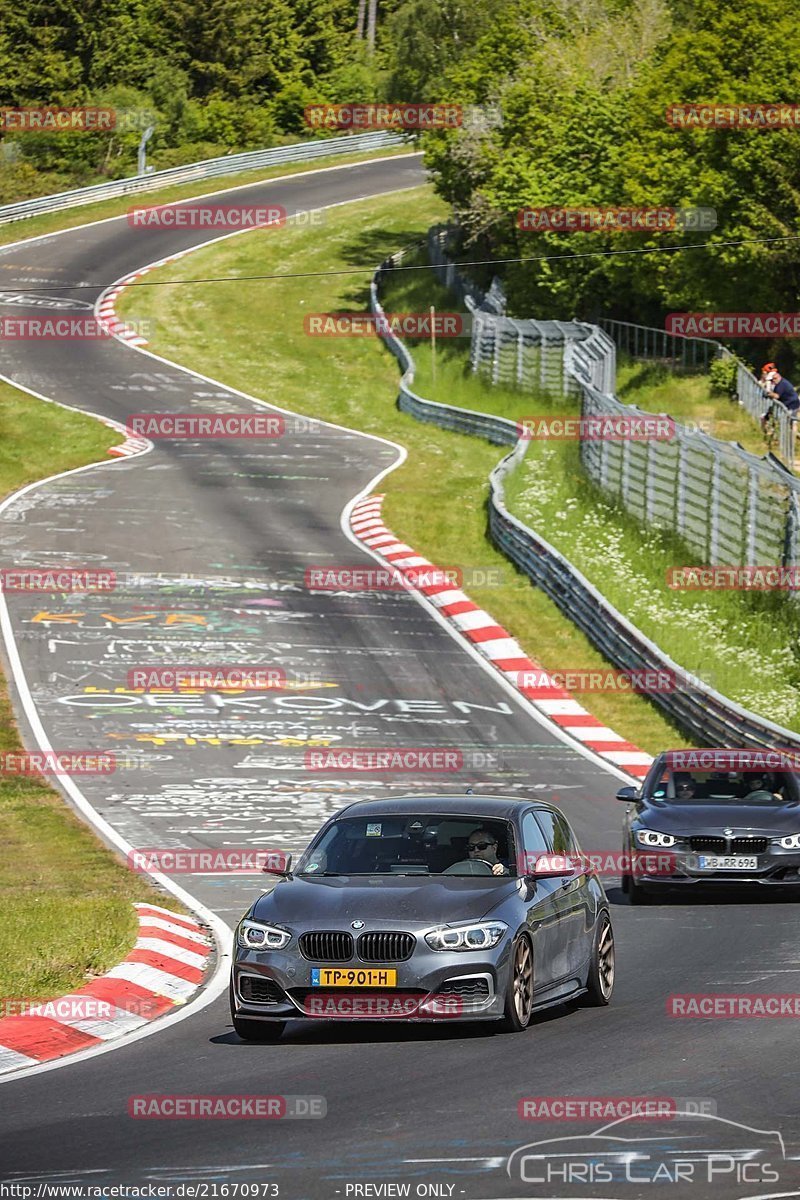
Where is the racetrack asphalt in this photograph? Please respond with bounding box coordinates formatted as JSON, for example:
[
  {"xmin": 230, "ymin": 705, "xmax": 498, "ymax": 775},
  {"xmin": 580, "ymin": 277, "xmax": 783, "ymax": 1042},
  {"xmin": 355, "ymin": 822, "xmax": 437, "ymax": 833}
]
[{"xmin": 0, "ymin": 153, "xmax": 798, "ymax": 1199}]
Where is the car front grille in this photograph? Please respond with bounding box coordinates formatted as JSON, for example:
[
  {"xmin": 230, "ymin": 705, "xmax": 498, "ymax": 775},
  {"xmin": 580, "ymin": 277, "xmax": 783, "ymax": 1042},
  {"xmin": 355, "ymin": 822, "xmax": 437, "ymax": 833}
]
[
  {"xmin": 732, "ymin": 837, "xmax": 768, "ymax": 854},
  {"xmin": 298, "ymin": 931, "xmax": 354, "ymax": 962},
  {"xmin": 689, "ymin": 837, "xmax": 727, "ymax": 853},
  {"xmin": 357, "ymin": 931, "xmax": 415, "ymax": 962},
  {"xmin": 689, "ymin": 835, "xmax": 768, "ymax": 855},
  {"xmin": 438, "ymin": 977, "xmax": 490, "ymax": 998},
  {"xmin": 238, "ymin": 976, "xmax": 285, "ymax": 1005}
]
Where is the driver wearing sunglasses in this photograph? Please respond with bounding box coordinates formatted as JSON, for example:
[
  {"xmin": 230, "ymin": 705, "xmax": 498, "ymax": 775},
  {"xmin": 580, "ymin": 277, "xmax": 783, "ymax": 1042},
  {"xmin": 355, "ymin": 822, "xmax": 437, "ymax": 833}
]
[{"xmin": 466, "ymin": 829, "xmax": 508, "ymax": 876}]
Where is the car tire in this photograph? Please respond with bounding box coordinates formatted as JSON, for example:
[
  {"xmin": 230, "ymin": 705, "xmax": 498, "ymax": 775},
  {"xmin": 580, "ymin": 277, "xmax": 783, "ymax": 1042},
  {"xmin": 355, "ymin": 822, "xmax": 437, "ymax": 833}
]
[
  {"xmin": 497, "ymin": 934, "xmax": 534, "ymax": 1033},
  {"xmin": 582, "ymin": 911, "xmax": 615, "ymax": 1006}
]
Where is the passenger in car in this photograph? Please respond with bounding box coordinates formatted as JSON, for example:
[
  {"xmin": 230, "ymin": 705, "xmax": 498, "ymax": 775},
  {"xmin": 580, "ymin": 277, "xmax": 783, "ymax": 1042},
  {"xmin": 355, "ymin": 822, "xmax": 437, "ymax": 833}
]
[{"xmin": 741, "ymin": 774, "xmax": 782, "ymax": 803}]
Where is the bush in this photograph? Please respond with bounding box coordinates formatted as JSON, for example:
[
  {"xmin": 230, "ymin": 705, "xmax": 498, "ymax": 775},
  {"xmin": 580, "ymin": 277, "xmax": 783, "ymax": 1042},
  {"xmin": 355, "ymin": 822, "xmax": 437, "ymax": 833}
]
[{"xmin": 709, "ymin": 354, "xmax": 740, "ymax": 400}]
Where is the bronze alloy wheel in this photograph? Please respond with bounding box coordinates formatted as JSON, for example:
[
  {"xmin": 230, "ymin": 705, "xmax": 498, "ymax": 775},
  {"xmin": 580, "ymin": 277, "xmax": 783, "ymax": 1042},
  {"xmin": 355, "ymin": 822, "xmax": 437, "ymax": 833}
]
[
  {"xmin": 498, "ymin": 935, "xmax": 534, "ymax": 1032},
  {"xmin": 597, "ymin": 915, "xmax": 615, "ymax": 1000},
  {"xmin": 583, "ymin": 912, "xmax": 616, "ymax": 1007},
  {"xmin": 513, "ymin": 936, "xmax": 534, "ymax": 1022}
]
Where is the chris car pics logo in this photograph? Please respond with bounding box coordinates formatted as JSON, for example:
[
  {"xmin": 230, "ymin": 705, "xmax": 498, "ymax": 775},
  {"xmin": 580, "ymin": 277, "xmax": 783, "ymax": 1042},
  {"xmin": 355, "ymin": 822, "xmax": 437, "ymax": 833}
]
[{"xmin": 507, "ymin": 1111, "xmax": 785, "ymax": 1191}]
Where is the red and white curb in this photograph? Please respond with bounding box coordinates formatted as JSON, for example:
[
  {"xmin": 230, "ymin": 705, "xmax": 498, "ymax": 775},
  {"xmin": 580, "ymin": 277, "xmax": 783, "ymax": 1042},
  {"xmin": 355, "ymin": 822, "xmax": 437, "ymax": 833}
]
[
  {"xmin": 0, "ymin": 903, "xmax": 213, "ymax": 1075},
  {"xmin": 96, "ymin": 247, "xmax": 196, "ymax": 350},
  {"xmin": 350, "ymin": 494, "xmax": 653, "ymax": 779},
  {"xmin": 101, "ymin": 414, "xmax": 150, "ymax": 459},
  {"xmin": 96, "ymin": 277, "xmax": 149, "ymax": 347}
]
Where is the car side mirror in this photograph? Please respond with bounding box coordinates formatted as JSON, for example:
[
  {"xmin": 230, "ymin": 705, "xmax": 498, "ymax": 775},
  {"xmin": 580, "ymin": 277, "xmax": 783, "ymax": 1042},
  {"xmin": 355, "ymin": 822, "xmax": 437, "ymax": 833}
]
[
  {"xmin": 262, "ymin": 852, "xmax": 292, "ymax": 875},
  {"xmin": 529, "ymin": 853, "xmax": 576, "ymax": 878},
  {"xmin": 616, "ymin": 786, "xmax": 640, "ymax": 802}
]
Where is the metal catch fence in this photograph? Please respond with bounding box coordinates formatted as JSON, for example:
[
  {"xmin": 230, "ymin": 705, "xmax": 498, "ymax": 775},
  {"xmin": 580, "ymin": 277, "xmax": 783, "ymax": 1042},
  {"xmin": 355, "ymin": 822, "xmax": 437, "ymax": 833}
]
[{"xmin": 426, "ymin": 226, "xmax": 800, "ymax": 566}]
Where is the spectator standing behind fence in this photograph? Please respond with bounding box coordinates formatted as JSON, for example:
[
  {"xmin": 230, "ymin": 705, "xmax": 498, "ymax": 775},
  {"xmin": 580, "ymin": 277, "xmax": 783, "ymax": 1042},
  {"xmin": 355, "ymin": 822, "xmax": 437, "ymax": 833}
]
[{"xmin": 760, "ymin": 362, "xmax": 800, "ymax": 433}]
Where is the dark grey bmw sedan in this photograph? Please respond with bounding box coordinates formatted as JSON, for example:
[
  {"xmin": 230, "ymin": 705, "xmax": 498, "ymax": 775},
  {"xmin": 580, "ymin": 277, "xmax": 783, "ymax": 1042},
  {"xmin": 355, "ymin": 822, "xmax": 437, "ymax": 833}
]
[{"xmin": 230, "ymin": 794, "xmax": 614, "ymax": 1039}]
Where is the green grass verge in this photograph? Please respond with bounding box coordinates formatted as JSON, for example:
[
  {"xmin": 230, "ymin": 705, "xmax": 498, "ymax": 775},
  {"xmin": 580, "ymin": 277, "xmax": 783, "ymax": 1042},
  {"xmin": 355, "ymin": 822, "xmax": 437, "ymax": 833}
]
[
  {"xmin": 117, "ymin": 186, "xmax": 694, "ymax": 754},
  {"xmin": 615, "ymin": 360, "xmax": 770, "ymax": 459},
  {"xmin": 0, "ymin": 145, "xmax": 415, "ymax": 251},
  {"xmin": 505, "ymin": 439, "xmax": 800, "ymax": 732},
  {"xmin": 0, "ymin": 384, "xmax": 185, "ymax": 1003}
]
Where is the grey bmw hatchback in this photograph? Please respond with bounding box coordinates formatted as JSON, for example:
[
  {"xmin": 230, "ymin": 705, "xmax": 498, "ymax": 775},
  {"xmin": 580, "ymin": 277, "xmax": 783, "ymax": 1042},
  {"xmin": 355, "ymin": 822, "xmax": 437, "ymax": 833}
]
[{"xmin": 230, "ymin": 794, "xmax": 614, "ymax": 1038}]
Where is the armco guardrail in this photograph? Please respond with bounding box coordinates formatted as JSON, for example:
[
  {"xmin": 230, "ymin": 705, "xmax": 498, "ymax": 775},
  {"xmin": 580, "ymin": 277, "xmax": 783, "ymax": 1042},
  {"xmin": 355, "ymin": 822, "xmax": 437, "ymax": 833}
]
[
  {"xmin": 371, "ymin": 247, "xmax": 800, "ymax": 751},
  {"xmin": 372, "ymin": 252, "xmax": 522, "ymax": 447},
  {"xmin": 488, "ymin": 441, "xmax": 800, "ymax": 752},
  {"xmin": 0, "ymin": 131, "xmax": 408, "ymax": 226}
]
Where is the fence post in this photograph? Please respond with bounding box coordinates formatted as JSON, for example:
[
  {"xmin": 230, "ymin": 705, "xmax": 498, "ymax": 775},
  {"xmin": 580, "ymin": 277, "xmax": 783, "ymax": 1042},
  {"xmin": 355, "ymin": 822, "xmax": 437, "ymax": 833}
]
[
  {"xmin": 492, "ymin": 320, "xmax": 503, "ymax": 384},
  {"xmin": 746, "ymin": 466, "xmax": 759, "ymax": 563},
  {"xmin": 676, "ymin": 435, "xmax": 687, "ymax": 537},
  {"xmin": 709, "ymin": 448, "xmax": 722, "ymax": 563},
  {"xmin": 645, "ymin": 436, "xmax": 657, "ymax": 524},
  {"xmin": 621, "ymin": 433, "xmax": 632, "ymax": 506},
  {"xmin": 471, "ymin": 312, "xmax": 485, "ymax": 376}
]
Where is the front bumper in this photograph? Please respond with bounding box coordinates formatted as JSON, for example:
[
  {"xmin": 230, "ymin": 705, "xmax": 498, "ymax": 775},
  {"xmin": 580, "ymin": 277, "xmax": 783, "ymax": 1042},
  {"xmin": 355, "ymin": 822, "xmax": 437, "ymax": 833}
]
[
  {"xmin": 231, "ymin": 941, "xmax": 513, "ymax": 1022},
  {"xmin": 632, "ymin": 848, "xmax": 800, "ymax": 888}
]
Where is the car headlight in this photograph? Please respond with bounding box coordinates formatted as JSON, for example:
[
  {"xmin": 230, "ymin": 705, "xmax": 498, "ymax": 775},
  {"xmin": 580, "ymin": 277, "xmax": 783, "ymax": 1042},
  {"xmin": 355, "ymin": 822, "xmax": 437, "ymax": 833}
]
[
  {"xmin": 237, "ymin": 919, "xmax": 292, "ymax": 950},
  {"xmin": 778, "ymin": 834, "xmax": 800, "ymax": 849},
  {"xmin": 635, "ymin": 828, "xmax": 677, "ymax": 848},
  {"xmin": 425, "ymin": 921, "xmax": 508, "ymax": 952}
]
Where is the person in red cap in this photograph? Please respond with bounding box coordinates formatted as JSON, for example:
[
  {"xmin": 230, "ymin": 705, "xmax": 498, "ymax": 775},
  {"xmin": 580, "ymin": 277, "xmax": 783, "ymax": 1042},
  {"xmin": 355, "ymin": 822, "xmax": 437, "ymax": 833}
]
[{"xmin": 760, "ymin": 362, "xmax": 799, "ymax": 432}]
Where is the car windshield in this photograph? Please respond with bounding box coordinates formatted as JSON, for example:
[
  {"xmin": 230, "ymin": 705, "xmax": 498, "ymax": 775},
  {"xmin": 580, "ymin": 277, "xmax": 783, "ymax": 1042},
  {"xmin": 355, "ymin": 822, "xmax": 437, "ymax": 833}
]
[
  {"xmin": 651, "ymin": 769, "xmax": 795, "ymax": 805},
  {"xmin": 295, "ymin": 814, "xmax": 517, "ymax": 876}
]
